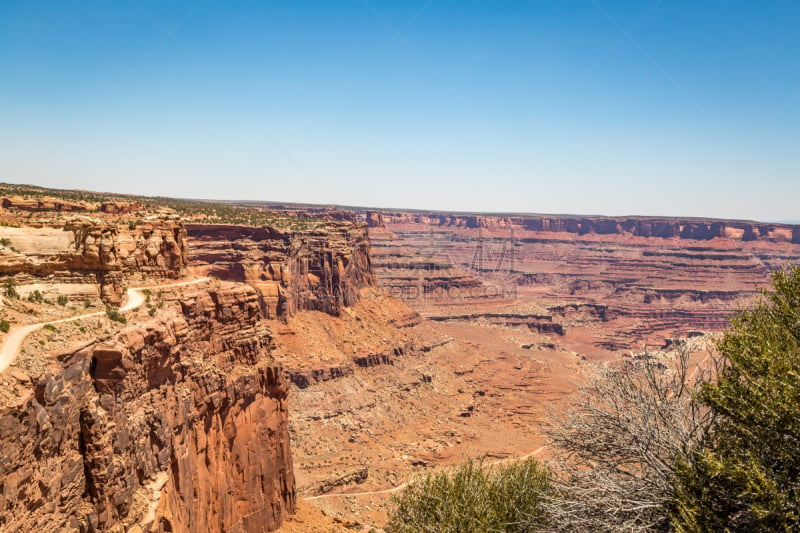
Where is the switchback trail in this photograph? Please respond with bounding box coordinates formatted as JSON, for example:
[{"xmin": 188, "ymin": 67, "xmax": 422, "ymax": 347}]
[
  {"xmin": 304, "ymin": 445, "xmax": 547, "ymax": 501},
  {"xmin": 0, "ymin": 277, "xmax": 210, "ymax": 373}
]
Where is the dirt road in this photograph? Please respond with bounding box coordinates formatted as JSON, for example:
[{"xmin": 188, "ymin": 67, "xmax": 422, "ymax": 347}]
[{"xmin": 0, "ymin": 277, "xmax": 209, "ymax": 373}]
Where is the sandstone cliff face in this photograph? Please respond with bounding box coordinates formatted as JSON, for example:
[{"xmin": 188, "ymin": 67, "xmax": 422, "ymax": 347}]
[
  {"xmin": 187, "ymin": 222, "xmax": 374, "ymax": 319},
  {"xmin": 373, "ymin": 212, "xmax": 800, "ymax": 243},
  {"xmin": 0, "ymin": 219, "xmax": 188, "ymax": 304},
  {"xmin": 0, "ymin": 284, "xmax": 295, "ymax": 532}
]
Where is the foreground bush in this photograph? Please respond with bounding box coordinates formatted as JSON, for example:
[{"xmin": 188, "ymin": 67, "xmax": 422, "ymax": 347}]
[
  {"xmin": 386, "ymin": 458, "xmax": 550, "ymax": 533},
  {"xmin": 542, "ymin": 342, "xmax": 715, "ymax": 532},
  {"xmin": 672, "ymin": 265, "xmax": 800, "ymax": 531}
]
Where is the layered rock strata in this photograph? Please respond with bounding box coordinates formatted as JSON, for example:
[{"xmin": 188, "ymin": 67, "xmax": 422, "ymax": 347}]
[
  {"xmin": 364, "ymin": 212, "xmax": 800, "ymax": 349},
  {"xmin": 370, "ymin": 212, "xmax": 800, "ymax": 243},
  {"xmin": 0, "ymin": 284, "xmax": 295, "ymax": 532},
  {"xmin": 186, "ymin": 222, "xmax": 373, "ymax": 319},
  {"xmin": 0, "ymin": 218, "xmax": 188, "ymax": 304}
]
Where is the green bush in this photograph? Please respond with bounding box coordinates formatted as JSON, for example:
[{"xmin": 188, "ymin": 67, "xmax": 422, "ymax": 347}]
[
  {"xmin": 27, "ymin": 290, "xmax": 44, "ymax": 303},
  {"xmin": 386, "ymin": 458, "xmax": 550, "ymax": 533},
  {"xmin": 672, "ymin": 265, "xmax": 800, "ymax": 531},
  {"xmin": 56, "ymin": 295, "xmax": 68, "ymax": 306},
  {"xmin": 105, "ymin": 305, "xmax": 127, "ymax": 324},
  {"xmin": 43, "ymin": 324, "xmax": 56, "ymax": 332},
  {"xmin": 0, "ymin": 320, "xmax": 10, "ymax": 333},
  {"xmin": 3, "ymin": 279, "xmax": 18, "ymax": 299}
]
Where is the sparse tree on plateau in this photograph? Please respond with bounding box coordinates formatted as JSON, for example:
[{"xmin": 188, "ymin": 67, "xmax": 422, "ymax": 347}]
[{"xmin": 671, "ymin": 265, "xmax": 800, "ymax": 531}]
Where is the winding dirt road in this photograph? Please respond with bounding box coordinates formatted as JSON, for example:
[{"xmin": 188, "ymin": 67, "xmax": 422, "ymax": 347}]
[{"xmin": 0, "ymin": 277, "xmax": 209, "ymax": 374}]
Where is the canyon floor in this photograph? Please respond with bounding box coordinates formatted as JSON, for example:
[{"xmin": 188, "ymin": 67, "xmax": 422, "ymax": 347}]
[{"xmin": 274, "ymin": 211, "xmax": 800, "ymax": 529}]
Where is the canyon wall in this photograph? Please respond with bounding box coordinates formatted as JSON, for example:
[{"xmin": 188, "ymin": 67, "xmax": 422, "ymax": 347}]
[
  {"xmin": 370, "ymin": 211, "xmax": 800, "ymax": 243},
  {"xmin": 187, "ymin": 222, "xmax": 374, "ymax": 318},
  {"xmin": 0, "ymin": 218, "xmax": 188, "ymax": 304},
  {"xmin": 0, "ymin": 284, "xmax": 294, "ymax": 532},
  {"xmin": 365, "ymin": 211, "xmax": 800, "ymax": 350}
]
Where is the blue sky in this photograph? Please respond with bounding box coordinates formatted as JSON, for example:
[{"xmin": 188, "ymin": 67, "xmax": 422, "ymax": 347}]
[{"xmin": 1, "ymin": 1, "xmax": 798, "ymax": 221}]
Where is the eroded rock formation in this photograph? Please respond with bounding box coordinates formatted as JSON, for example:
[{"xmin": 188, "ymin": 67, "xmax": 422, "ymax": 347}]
[
  {"xmin": 0, "ymin": 284, "xmax": 294, "ymax": 532},
  {"xmin": 187, "ymin": 222, "xmax": 374, "ymax": 318},
  {"xmin": 0, "ymin": 218, "xmax": 188, "ymax": 304},
  {"xmin": 364, "ymin": 211, "xmax": 800, "ymax": 349}
]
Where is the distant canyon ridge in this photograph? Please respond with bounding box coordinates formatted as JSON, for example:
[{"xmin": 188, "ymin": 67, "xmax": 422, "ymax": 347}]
[{"xmin": 358, "ymin": 210, "xmax": 800, "ymax": 353}]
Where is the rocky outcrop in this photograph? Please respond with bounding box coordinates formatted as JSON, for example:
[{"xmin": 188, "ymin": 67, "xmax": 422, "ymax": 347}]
[
  {"xmin": 187, "ymin": 222, "xmax": 374, "ymax": 319},
  {"xmin": 99, "ymin": 201, "xmax": 144, "ymax": 215},
  {"xmin": 365, "ymin": 211, "xmax": 385, "ymax": 228},
  {"xmin": 0, "ymin": 218, "xmax": 188, "ymax": 304},
  {"xmin": 1, "ymin": 196, "xmax": 91, "ymax": 212},
  {"xmin": 0, "ymin": 284, "xmax": 295, "ymax": 532}
]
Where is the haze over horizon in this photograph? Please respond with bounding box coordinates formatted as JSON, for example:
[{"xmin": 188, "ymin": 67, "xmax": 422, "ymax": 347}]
[{"xmin": 1, "ymin": 1, "xmax": 799, "ymax": 221}]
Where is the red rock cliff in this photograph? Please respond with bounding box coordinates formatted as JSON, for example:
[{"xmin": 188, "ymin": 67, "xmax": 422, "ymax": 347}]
[
  {"xmin": 186, "ymin": 221, "xmax": 374, "ymax": 319},
  {"xmin": 0, "ymin": 284, "xmax": 294, "ymax": 532},
  {"xmin": 372, "ymin": 212, "xmax": 800, "ymax": 243}
]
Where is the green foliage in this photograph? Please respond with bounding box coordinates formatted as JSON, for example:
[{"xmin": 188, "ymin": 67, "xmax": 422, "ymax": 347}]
[
  {"xmin": 105, "ymin": 305, "xmax": 127, "ymax": 324},
  {"xmin": 3, "ymin": 278, "xmax": 18, "ymax": 299},
  {"xmin": 0, "ymin": 319, "xmax": 10, "ymax": 333},
  {"xmin": 43, "ymin": 324, "xmax": 56, "ymax": 332},
  {"xmin": 672, "ymin": 265, "xmax": 800, "ymax": 531},
  {"xmin": 56, "ymin": 294, "xmax": 68, "ymax": 306},
  {"xmin": 0, "ymin": 238, "xmax": 10, "ymax": 247},
  {"xmin": 27, "ymin": 290, "xmax": 44, "ymax": 303},
  {"xmin": 386, "ymin": 458, "xmax": 550, "ymax": 533}
]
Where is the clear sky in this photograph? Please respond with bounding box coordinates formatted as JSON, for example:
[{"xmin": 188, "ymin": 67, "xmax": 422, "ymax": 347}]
[{"xmin": 1, "ymin": 1, "xmax": 798, "ymax": 221}]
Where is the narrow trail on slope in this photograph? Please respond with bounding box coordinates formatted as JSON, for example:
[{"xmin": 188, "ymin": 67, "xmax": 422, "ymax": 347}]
[
  {"xmin": 304, "ymin": 446, "xmax": 547, "ymax": 501},
  {"xmin": 0, "ymin": 277, "xmax": 210, "ymax": 374}
]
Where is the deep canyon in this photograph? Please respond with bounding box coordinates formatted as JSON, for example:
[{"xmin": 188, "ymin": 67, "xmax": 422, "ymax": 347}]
[{"xmin": 1, "ymin": 186, "xmax": 799, "ymax": 531}]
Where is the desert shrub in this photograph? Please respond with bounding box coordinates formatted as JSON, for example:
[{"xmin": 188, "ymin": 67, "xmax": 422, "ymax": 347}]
[
  {"xmin": 27, "ymin": 290, "xmax": 44, "ymax": 303},
  {"xmin": 386, "ymin": 458, "xmax": 550, "ymax": 533},
  {"xmin": 0, "ymin": 238, "xmax": 10, "ymax": 247},
  {"xmin": 0, "ymin": 320, "xmax": 10, "ymax": 333},
  {"xmin": 543, "ymin": 344, "xmax": 717, "ymax": 532},
  {"xmin": 3, "ymin": 279, "xmax": 19, "ymax": 299},
  {"xmin": 105, "ymin": 305, "xmax": 127, "ymax": 324},
  {"xmin": 56, "ymin": 294, "xmax": 68, "ymax": 306},
  {"xmin": 672, "ymin": 265, "xmax": 800, "ymax": 531},
  {"xmin": 43, "ymin": 324, "xmax": 56, "ymax": 332}
]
